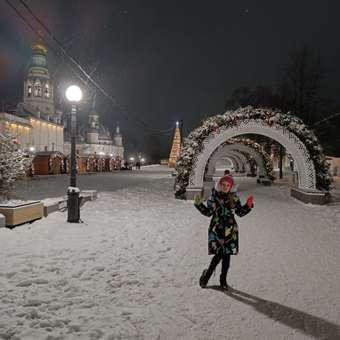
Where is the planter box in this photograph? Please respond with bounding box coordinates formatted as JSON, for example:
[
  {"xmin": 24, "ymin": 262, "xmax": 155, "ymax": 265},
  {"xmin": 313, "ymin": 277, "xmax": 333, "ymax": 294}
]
[
  {"xmin": 0, "ymin": 201, "xmax": 43, "ymax": 227},
  {"xmin": 43, "ymin": 201, "xmax": 60, "ymax": 217}
]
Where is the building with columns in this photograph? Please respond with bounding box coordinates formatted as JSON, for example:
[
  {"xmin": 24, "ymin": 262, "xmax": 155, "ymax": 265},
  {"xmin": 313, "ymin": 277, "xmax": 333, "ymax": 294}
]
[{"xmin": 0, "ymin": 111, "xmax": 63, "ymax": 153}]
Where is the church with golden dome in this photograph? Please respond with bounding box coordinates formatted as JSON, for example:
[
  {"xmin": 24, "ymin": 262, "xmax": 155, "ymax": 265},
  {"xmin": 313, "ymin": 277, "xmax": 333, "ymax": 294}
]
[
  {"xmin": 0, "ymin": 37, "xmax": 64, "ymax": 154},
  {"xmin": 0, "ymin": 36, "xmax": 124, "ymax": 173},
  {"xmin": 22, "ymin": 38, "xmax": 58, "ymax": 121}
]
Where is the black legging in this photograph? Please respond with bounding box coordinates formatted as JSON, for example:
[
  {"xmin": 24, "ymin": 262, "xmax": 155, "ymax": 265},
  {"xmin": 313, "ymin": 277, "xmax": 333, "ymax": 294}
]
[{"xmin": 206, "ymin": 248, "xmax": 231, "ymax": 279}]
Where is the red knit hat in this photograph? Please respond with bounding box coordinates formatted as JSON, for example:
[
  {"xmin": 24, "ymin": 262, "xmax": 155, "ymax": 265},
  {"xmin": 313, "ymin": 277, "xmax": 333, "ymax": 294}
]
[{"xmin": 219, "ymin": 175, "xmax": 234, "ymax": 189}]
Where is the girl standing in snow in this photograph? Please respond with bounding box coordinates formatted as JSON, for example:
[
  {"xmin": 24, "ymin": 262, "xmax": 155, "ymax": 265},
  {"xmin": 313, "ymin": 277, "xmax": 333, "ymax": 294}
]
[{"xmin": 194, "ymin": 175, "xmax": 254, "ymax": 290}]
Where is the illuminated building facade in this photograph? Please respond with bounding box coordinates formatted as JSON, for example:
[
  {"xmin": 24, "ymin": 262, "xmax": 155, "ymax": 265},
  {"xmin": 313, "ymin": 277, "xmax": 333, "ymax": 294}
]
[
  {"xmin": 63, "ymin": 98, "xmax": 124, "ymax": 159},
  {"xmin": 1, "ymin": 37, "xmax": 124, "ymax": 159}
]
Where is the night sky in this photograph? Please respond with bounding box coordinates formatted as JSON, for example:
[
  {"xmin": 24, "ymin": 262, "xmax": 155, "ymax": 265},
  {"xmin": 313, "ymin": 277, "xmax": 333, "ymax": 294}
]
[{"xmin": 1, "ymin": 0, "xmax": 340, "ymax": 157}]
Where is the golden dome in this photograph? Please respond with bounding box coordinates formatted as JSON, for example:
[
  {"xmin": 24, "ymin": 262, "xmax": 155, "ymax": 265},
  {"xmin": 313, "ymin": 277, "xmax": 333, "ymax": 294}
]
[{"xmin": 31, "ymin": 37, "xmax": 48, "ymax": 55}]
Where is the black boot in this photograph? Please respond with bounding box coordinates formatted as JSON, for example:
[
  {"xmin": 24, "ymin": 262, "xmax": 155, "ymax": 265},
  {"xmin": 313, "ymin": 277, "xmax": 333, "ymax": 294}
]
[
  {"xmin": 220, "ymin": 274, "xmax": 228, "ymax": 290},
  {"xmin": 199, "ymin": 269, "xmax": 209, "ymax": 288},
  {"xmin": 200, "ymin": 252, "xmax": 222, "ymax": 288}
]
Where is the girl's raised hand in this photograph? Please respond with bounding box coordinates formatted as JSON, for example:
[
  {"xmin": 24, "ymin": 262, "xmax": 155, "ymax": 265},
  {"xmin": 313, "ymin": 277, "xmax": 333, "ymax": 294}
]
[
  {"xmin": 246, "ymin": 195, "xmax": 254, "ymax": 208},
  {"xmin": 194, "ymin": 194, "xmax": 203, "ymax": 205}
]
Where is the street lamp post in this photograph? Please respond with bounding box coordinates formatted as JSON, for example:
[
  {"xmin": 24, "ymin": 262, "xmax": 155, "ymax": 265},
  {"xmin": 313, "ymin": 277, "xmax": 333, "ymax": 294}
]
[{"xmin": 65, "ymin": 85, "xmax": 82, "ymax": 223}]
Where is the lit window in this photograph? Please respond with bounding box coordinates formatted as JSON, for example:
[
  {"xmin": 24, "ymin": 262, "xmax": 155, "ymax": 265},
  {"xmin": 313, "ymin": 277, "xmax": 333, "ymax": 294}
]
[
  {"xmin": 45, "ymin": 83, "xmax": 50, "ymax": 98},
  {"xmin": 27, "ymin": 81, "xmax": 32, "ymax": 97},
  {"xmin": 34, "ymin": 80, "xmax": 41, "ymax": 96}
]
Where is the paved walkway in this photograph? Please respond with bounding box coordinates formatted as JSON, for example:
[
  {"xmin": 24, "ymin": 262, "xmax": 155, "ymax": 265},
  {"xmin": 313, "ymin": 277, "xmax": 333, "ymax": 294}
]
[{"xmin": 13, "ymin": 167, "xmax": 172, "ymax": 200}]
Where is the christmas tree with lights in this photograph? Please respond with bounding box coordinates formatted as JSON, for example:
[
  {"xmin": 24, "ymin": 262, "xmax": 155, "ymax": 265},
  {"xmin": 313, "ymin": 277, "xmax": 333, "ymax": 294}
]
[{"xmin": 168, "ymin": 121, "xmax": 182, "ymax": 168}]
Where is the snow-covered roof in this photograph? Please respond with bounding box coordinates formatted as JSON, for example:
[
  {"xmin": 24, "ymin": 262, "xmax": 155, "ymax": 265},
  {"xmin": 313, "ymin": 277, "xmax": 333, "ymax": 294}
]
[{"xmin": 0, "ymin": 112, "xmax": 32, "ymax": 127}]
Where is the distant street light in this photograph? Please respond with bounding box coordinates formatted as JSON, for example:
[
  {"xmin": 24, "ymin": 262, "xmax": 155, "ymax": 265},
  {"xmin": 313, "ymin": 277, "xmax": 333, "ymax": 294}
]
[
  {"xmin": 65, "ymin": 84, "xmax": 82, "ymax": 223},
  {"xmin": 141, "ymin": 158, "xmax": 145, "ymax": 163},
  {"xmin": 129, "ymin": 157, "xmax": 135, "ymax": 162},
  {"xmin": 29, "ymin": 146, "xmax": 35, "ymax": 152}
]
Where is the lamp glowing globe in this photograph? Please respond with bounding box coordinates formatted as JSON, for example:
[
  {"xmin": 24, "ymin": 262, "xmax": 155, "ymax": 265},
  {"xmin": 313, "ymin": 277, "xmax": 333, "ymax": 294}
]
[{"xmin": 65, "ymin": 85, "xmax": 82, "ymax": 102}]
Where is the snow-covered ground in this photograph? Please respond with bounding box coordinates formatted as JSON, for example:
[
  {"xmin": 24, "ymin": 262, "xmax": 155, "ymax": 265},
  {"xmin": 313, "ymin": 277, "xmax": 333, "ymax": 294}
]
[{"xmin": 1, "ymin": 167, "xmax": 340, "ymax": 340}]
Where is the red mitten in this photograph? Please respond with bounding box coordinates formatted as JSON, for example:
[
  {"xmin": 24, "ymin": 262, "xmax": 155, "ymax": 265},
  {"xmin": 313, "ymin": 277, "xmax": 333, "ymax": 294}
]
[{"xmin": 246, "ymin": 195, "xmax": 254, "ymax": 208}]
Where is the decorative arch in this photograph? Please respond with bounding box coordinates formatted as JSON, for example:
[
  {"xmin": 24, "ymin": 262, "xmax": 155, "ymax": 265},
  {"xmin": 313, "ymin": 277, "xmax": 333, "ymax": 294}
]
[
  {"xmin": 215, "ymin": 155, "xmax": 242, "ymax": 173},
  {"xmin": 214, "ymin": 157, "xmax": 233, "ymax": 171},
  {"xmin": 206, "ymin": 143, "xmax": 268, "ymax": 179},
  {"xmin": 222, "ymin": 150, "xmax": 248, "ymax": 172},
  {"xmin": 191, "ymin": 119, "xmax": 315, "ymax": 189},
  {"xmin": 175, "ymin": 107, "xmax": 330, "ymax": 198}
]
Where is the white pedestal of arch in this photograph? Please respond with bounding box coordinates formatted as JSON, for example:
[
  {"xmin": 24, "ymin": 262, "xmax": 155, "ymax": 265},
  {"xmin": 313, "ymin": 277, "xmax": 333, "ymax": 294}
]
[
  {"xmin": 186, "ymin": 187, "xmax": 204, "ymax": 200},
  {"xmin": 291, "ymin": 188, "xmax": 330, "ymax": 204}
]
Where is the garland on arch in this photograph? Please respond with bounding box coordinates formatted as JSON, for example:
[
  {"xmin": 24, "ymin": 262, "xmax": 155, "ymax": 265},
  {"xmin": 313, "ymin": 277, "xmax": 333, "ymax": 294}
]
[{"xmin": 175, "ymin": 106, "xmax": 330, "ymax": 197}]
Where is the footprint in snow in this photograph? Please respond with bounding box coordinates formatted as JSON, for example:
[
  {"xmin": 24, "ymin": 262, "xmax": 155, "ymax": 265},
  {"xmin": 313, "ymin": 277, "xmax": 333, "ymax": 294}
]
[
  {"xmin": 16, "ymin": 278, "xmax": 49, "ymax": 287},
  {"xmin": 158, "ymin": 247, "xmax": 172, "ymax": 254},
  {"xmin": 5, "ymin": 272, "xmax": 16, "ymax": 279}
]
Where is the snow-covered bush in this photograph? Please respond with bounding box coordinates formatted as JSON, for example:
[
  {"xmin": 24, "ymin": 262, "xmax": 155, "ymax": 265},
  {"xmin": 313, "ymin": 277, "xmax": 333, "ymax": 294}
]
[
  {"xmin": 0, "ymin": 130, "xmax": 31, "ymax": 201},
  {"xmin": 175, "ymin": 106, "xmax": 330, "ymax": 197}
]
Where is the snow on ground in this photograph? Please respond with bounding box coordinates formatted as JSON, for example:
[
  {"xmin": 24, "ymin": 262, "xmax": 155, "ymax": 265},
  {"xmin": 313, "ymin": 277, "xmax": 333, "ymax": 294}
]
[{"xmin": 1, "ymin": 168, "xmax": 340, "ymax": 340}]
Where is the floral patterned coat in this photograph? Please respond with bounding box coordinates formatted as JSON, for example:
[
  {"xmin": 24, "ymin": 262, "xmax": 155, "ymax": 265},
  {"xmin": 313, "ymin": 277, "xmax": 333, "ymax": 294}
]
[{"xmin": 195, "ymin": 188, "xmax": 252, "ymax": 255}]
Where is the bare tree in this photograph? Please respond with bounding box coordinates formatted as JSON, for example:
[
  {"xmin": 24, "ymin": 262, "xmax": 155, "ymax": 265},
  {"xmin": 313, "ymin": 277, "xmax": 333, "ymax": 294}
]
[
  {"xmin": 144, "ymin": 134, "xmax": 161, "ymax": 164},
  {"xmin": 224, "ymin": 86, "xmax": 252, "ymax": 110},
  {"xmin": 279, "ymin": 46, "xmax": 323, "ymax": 125},
  {"xmin": 224, "ymin": 86, "xmax": 279, "ymax": 111}
]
